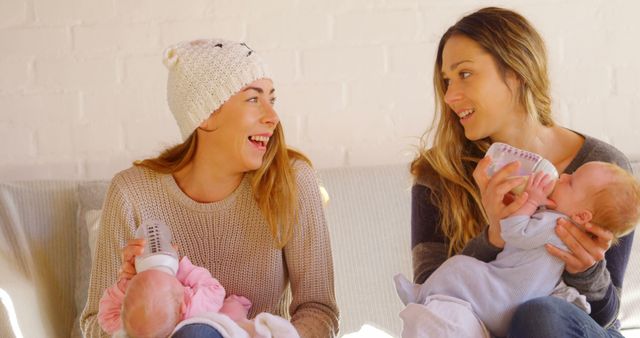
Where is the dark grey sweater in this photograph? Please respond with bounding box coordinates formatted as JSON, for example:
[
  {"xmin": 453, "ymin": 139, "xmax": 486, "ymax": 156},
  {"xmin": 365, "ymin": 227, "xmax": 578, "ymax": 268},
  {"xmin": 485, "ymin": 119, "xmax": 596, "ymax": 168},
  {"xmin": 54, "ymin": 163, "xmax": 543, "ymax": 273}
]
[{"xmin": 411, "ymin": 134, "xmax": 633, "ymax": 329}]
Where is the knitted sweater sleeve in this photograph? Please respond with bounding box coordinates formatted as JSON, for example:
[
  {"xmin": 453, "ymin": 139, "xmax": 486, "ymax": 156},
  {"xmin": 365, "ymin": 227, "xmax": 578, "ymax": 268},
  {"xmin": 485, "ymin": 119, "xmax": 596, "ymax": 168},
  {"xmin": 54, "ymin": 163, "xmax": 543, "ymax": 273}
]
[
  {"xmin": 284, "ymin": 162, "xmax": 340, "ymax": 337},
  {"xmin": 80, "ymin": 174, "xmax": 137, "ymax": 338}
]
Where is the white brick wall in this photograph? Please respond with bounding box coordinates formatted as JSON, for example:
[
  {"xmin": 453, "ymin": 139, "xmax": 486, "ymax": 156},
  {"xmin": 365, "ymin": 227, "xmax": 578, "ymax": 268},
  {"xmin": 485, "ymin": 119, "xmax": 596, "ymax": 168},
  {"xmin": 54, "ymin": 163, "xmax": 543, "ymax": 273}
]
[{"xmin": 1, "ymin": 0, "xmax": 639, "ymax": 180}]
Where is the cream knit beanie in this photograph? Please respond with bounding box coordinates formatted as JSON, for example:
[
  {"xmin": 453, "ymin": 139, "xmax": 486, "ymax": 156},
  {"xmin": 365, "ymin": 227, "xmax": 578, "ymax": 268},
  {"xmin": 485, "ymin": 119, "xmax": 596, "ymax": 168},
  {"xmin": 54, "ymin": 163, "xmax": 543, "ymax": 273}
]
[{"xmin": 163, "ymin": 39, "xmax": 270, "ymax": 140}]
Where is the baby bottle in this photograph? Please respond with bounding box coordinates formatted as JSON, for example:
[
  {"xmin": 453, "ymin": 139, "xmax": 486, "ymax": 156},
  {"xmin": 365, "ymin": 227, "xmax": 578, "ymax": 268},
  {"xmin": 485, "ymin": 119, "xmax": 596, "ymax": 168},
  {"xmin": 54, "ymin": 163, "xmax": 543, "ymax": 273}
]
[
  {"xmin": 134, "ymin": 219, "xmax": 179, "ymax": 275},
  {"xmin": 485, "ymin": 142, "xmax": 559, "ymax": 194}
]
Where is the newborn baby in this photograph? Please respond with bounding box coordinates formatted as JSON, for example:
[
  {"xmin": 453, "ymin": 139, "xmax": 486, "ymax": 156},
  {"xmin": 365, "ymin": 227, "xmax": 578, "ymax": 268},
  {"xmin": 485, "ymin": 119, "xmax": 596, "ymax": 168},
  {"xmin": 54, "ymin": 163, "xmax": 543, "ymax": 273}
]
[
  {"xmin": 98, "ymin": 256, "xmax": 226, "ymax": 337},
  {"xmin": 99, "ymin": 255, "xmax": 300, "ymax": 338}
]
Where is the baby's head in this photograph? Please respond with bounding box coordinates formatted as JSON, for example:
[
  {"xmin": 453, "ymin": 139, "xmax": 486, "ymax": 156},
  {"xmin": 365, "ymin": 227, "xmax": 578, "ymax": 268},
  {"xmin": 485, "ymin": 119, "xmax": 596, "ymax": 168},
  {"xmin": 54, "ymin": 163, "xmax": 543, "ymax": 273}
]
[
  {"xmin": 550, "ymin": 161, "xmax": 640, "ymax": 239},
  {"xmin": 122, "ymin": 269, "xmax": 185, "ymax": 338}
]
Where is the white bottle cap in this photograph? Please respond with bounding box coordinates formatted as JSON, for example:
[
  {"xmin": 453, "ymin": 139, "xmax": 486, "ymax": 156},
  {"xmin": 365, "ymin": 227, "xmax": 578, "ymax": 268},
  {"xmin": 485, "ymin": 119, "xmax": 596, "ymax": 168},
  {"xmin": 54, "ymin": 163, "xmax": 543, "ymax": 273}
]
[
  {"xmin": 135, "ymin": 253, "xmax": 179, "ymax": 275},
  {"xmin": 134, "ymin": 219, "xmax": 179, "ymax": 275}
]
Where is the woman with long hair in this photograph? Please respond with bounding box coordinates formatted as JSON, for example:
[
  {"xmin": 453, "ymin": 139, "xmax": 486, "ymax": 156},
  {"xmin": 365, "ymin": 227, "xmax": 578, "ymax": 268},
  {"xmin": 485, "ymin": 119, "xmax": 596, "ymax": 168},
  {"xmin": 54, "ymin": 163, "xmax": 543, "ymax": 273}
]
[
  {"xmin": 411, "ymin": 7, "xmax": 632, "ymax": 337},
  {"xmin": 80, "ymin": 39, "xmax": 339, "ymax": 337}
]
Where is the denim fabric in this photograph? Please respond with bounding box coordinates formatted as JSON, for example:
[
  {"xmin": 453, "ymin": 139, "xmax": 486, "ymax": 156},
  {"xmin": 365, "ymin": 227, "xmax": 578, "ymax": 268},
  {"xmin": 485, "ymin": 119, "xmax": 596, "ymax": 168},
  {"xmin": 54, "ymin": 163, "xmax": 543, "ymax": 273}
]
[
  {"xmin": 171, "ymin": 323, "xmax": 224, "ymax": 338},
  {"xmin": 508, "ymin": 296, "xmax": 624, "ymax": 338}
]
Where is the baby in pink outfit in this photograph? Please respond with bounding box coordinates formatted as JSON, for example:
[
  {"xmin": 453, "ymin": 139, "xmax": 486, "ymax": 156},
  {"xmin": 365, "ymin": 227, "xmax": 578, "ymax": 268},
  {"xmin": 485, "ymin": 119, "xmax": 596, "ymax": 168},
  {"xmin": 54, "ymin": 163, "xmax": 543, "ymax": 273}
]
[{"xmin": 98, "ymin": 256, "xmax": 251, "ymax": 337}]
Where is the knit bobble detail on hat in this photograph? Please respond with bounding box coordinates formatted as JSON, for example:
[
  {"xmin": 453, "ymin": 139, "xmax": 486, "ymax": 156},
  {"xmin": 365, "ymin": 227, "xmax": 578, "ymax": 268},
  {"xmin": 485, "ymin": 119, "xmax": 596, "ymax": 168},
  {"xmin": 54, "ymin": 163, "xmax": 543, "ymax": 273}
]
[
  {"xmin": 163, "ymin": 47, "xmax": 179, "ymax": 68},
  {"xmin": 163, "ymin": 39, "xmax": 270, "ymax": 140}
]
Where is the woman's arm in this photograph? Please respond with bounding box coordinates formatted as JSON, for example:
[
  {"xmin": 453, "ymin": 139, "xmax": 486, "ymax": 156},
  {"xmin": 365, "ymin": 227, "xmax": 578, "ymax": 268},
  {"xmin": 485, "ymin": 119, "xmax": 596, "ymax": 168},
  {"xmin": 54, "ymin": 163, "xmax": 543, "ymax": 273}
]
[
  {"xmin": 461, "ymin": 157, "xmax": 530, "ymax": 262},
  {"xmin": 412, "ymin": 156, "xmax": 528, "ymax": 282},
  {"xmin": 410, "ymin": 184, "xmax": 448, "ymax": 284},
  {"xmin": 471, "ymin": 156, "xmax": 530, "ymax": 248},
  {"xmin": 80, "ymin": 176, "xmax": 137, "ymax": 338},
  {"xmin": 460, "ymin": 227, "xmax": 503, "ymax": 262},
  {"xmin": 411, "ymin": 180, "xmax": 507, "ymax": 283},
  {"xmin": 561, "ymin": 230, "xmax": 634, "ymax": 326},
  {"xmin": 284, "ymin": 162, "xmax": 339, "ymax": 338}
]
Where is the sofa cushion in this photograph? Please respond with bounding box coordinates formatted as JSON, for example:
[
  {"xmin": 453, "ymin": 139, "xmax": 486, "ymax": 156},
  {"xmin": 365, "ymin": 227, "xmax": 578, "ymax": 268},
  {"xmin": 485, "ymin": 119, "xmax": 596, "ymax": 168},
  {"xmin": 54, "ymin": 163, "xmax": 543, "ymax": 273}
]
[
  {"xmin": 0, "ymin": 181, "xmax": 79, "ymax": 338},
  {"xmin": 318, "ymin": 164, "xmax": 413, "ymax": 335},
  {"xmin": 72, "ymin": 181, "xmax": 110, "ymax": 338}
]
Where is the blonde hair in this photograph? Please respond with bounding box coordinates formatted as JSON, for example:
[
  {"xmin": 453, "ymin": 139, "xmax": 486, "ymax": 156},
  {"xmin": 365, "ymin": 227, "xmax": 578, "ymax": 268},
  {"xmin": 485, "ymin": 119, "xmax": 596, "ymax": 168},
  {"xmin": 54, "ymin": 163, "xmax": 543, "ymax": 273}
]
[
  {"xmin": 590, "ymin": 163, "xmax": 640, "ymax": 239},
  {"xmin": 412, "ymin": 7, "xmax": 554, "ymax": 256},
  {"xmin": 136, "ymin": 122, "xmax": 310, "ymax": 249}
]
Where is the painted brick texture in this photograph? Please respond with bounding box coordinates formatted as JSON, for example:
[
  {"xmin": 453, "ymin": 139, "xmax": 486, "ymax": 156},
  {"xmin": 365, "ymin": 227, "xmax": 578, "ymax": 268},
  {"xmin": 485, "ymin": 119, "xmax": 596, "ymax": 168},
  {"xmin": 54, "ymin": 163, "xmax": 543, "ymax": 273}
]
[{"xmin": 0, "ymin": 0, "xmax": 638, "ymax": 180}]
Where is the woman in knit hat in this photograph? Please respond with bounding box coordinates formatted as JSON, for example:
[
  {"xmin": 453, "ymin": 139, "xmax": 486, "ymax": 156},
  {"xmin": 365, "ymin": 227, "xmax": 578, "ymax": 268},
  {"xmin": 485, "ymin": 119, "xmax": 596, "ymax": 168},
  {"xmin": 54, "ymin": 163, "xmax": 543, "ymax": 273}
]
[{"xmin": 80, "ymin": 39, "xmax": 339, "ymax": 338}]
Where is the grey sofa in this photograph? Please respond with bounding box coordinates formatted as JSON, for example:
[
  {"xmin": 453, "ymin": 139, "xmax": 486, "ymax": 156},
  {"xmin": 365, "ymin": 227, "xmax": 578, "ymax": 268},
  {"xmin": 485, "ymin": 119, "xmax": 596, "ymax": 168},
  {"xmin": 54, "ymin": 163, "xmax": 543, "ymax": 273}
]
[{"xmin": 1, "ymin": 161, "xmax": 639, "ymax": 337}]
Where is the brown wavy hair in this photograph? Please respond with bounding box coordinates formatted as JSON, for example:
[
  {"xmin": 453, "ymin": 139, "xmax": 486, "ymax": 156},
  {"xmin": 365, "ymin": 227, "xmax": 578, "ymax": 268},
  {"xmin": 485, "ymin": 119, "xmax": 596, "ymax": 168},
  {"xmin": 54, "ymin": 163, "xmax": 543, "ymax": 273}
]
[
  {"xmin": 411, "ymin": 7, "xmax": 555, "ymax": 255},
  {"xmin": 136, "ymin": 123, "xmax": 309, "ymax": 249}
]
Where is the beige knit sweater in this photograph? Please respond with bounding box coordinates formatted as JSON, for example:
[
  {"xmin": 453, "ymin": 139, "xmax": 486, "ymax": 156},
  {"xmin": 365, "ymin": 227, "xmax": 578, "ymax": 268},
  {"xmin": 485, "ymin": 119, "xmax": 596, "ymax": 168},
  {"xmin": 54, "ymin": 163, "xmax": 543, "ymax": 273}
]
[{"xmin": 80, "ymin": 161, "xmax": 339, "ymax": 337}]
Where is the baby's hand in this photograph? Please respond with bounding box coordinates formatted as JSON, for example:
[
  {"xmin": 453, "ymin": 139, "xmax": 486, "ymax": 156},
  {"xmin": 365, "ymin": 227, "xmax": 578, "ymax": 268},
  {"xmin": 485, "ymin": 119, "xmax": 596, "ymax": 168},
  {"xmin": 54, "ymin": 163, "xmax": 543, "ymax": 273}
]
[
  {"xmin": 524, "ymin": 172, "xmax": 556, "ymax": 208},
  {"xmin": 118, "ymin": 239, "xmax": 145, "ymax": 280}
]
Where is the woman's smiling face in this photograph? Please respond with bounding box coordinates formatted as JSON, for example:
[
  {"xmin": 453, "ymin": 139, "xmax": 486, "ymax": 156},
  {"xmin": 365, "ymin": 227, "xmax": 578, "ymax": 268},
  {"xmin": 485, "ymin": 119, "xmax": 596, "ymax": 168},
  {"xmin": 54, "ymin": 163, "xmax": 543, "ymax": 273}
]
[
  {"xmin": 198, "ymin": 78, "xmax": 279, "ymax": 173},
  {"xmin": 441, "ymin": 34, "xmax": 523, "ymax": 141}
]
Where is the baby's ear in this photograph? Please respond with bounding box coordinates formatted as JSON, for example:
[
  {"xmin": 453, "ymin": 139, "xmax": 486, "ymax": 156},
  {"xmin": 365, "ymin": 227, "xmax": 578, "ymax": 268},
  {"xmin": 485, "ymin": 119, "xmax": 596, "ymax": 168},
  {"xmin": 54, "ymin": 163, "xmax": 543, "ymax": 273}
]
[{"xmin": 571, "ymin": 210, "xmax": 593, "ymax": 225}]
